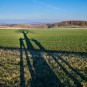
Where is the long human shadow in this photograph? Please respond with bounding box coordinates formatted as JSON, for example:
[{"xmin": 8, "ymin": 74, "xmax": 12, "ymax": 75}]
[
  {"xmin": 22, "ymin": 30, "xmax": 34, "ymax": 50},
  {"xmin": 22, "ymin": 31, "xmax": 64, "ymax": 87},
  {"xmin": 19, "ymin": 37, "xmax": 35, "ymax": 86},
  {"xmin": 19, "ymin": 31, "xmax": 87, "ymax": 87},
  {"xmin": 32, "ymin": 39, "xmax": 86, "ymax": 87},
  {"xmin": 19, "ymin": 38, "xmax": 25, "ymax": 87}
]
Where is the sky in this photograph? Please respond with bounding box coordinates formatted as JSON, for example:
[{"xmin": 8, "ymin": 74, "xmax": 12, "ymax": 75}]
[{"xmin": 0, "ymin": 0, "xmax": 87, "ymax": 23}]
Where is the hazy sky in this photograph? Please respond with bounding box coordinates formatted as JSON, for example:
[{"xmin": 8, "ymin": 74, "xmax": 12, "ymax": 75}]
[{"xmin": 0, "ymin": 0, "xmax": 87, "ymax": 23}]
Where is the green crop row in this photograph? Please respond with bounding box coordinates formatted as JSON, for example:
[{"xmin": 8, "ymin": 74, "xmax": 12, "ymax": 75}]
[{"xmin": 0, "ymin": 28, "xmax": 87, "ymax": 52}]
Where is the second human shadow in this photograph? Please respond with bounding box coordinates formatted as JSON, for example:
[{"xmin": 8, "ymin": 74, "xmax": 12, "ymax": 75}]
[
  {"xmin": 19, "ymin": 31, "xmax": 87, "ymax": 87},
  {"xmin": 20, "ymin": 31, "xmax": 64, "ymax": 87}
]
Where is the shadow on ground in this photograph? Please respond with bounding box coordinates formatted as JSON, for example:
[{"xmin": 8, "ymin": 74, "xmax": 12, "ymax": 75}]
[
  {"xmin": 0, "ymin": 31, "xmax": 87, "ymax": 87},
  {"xmin": 18, "ymin": 31, "xmax": 87, "ymax": 87}
]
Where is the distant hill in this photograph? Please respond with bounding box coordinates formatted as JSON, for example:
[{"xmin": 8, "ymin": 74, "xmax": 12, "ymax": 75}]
[
  {"xmin": 0, "ymin": 24, "xmax": 48, "ymax": 29},
  {"xmin": 49, "ymin": 21, "xmax": 87, "ymax": 28},
  {"xmin": 0, "ymin": 21, "xmax": 87, "ymax": 29}
]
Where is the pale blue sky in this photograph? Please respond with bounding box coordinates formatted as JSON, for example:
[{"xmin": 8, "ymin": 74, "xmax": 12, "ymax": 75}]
[{"xmin": 0, "ymin": 0, "xmax": 87, "ymax": 23}]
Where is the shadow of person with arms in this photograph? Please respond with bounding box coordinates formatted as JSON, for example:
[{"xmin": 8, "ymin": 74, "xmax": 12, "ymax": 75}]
[
  {"xmin": 22, "ymin": 30, "xmax": 34, "ymax": 50},
  {"xmin": 22, "ymin": 31, "xmax": 64, "ymax": 87}
]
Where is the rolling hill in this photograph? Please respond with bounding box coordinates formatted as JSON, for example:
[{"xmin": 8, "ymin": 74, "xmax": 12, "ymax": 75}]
[{"xmin": 0, "ymin": 21, "xmax": 87, "ymax": 29}]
